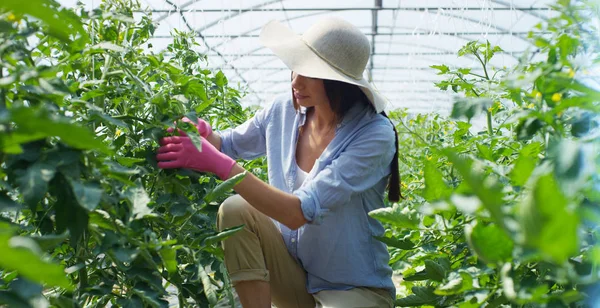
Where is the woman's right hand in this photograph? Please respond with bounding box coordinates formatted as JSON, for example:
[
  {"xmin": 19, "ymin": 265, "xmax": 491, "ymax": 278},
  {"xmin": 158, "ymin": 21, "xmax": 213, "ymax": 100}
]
[
  {"xmin": 168, "ymin": 117, "xmax": 213, "ymax": 138},
  {"xmin": 181, "ymin": 117, "xmax": 213, "ymax": 138}
]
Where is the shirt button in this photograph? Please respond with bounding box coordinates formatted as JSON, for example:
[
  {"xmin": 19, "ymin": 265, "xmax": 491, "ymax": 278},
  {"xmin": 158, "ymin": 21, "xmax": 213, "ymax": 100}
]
[{"xmin": 291, "ymin": 238, "xmax": 296, "ymax": 243}]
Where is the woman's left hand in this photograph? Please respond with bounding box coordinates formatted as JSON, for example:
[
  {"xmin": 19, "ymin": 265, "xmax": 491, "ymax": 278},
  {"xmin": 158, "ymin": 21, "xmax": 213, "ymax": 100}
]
[{"xmin": 156, "ymin": 136, "xmax": 236, "ymax": 180}]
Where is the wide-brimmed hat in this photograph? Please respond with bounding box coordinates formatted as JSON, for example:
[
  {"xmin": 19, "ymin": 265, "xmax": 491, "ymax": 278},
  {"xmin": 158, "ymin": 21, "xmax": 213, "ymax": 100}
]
[{"xmin": 260, "ymin": 17, "xmax": 388, "ymax": 113}]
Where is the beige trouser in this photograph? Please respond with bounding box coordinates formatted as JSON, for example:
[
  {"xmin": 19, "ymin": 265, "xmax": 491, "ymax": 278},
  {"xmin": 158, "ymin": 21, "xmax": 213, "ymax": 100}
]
[{"xmin": 217, "ymin": 195, "xmax": 394, "ymax": 308}]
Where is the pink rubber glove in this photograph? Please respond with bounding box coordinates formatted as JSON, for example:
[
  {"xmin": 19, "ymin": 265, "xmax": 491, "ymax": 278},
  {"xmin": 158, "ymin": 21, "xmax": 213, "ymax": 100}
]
[
  {"xmin": 156, "ymin": 136, "xmax": 235, "ymax": 180},
  {"xmin": 167, "ymin": 117, "xmax": 213, "ymax": 138}
]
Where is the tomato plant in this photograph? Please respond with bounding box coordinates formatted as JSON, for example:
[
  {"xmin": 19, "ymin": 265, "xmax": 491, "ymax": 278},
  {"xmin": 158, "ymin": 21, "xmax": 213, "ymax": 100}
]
[
  {"xmin": 0, "ymin": 0, "xmax": 262, "ymax": 307},
  {"xmin": 376, "ymin": 1, "xmax": 600, "ymax": 306}
]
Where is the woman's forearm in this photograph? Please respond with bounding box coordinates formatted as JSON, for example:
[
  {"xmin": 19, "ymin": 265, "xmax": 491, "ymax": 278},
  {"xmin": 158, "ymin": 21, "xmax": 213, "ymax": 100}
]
[
  {"xmin": 208, "ymin": 132, "xmax": 222, "ymax": 151},
  {"xmin": 227, "ymin": 164, "xmax": 307, "ymax": 230}
]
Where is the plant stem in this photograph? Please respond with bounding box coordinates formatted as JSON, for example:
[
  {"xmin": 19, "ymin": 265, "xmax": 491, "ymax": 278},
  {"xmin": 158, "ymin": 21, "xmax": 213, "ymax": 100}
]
[
  {"xmin": 100, "ymin": 55, "xmax": 112, "ymax": 82},
  {"xmin": 112, "ymin": 114, "xmax": 152, "ymax": 124},
  {"xmin": 468, "ymin": 72, "xmax": 488, "ymax": 79},
  {"xmin": 474, "ymin": 52, "xmax": 490, "ymax": 80},
  {"xmin": 487, "ymin": 110, "xmax": 494, "ymax": 136}
]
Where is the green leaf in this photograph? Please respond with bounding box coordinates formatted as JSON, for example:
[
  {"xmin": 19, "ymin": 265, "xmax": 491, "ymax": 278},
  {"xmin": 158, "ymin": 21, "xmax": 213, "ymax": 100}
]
[
  {"xmin": 54, "ymin": 179, "xmax": 89, "ymax": 247},
  {"xmin": 159, "ymin": 247, "xmax": 177, "ymax": 275},
  {"xmin": 17, "ymin": 162, "xmax": 56, "ymax": 208},
  {"xmin": 29, "ymin": 232, "xmax": 69, "ymax": 251},
  {"xmin": 516, "ymin": 117, "xmax": 543, "ymax": 140},
  {"xmin": 89, "ymin": 111, "xmax": 128, "ymax": 128},
  {"xmin": 431, "ymin": 64, "xmax": 450, "ymax": 75},
  {"xmin": 425, "ymin": 259, "xmax": 447, "ymax": 281},
  {"xmin": 451, "ymin": 98, "xmax": 493, "ymax": 121},
  {"xmin": 403, "ymin": 270, "xmax": 430, "ymax": 282},
  {"xmin": 0, "ymin": 290, "xmax": 30, "ymax": 308},
  {"xmin": 125, "ymin": 180, "xmax": 153, "ymax": 221},
  {"xmin": 0, "ymin": 194, "xmax": 21, "ymax": 212},
  {"xmin": 214, "ymin": 71, "xmax": 227, "ymax": 87},
  {"xmin": 185, "ymin": 124, "xmax": 203, "ymax": 153},
  {"xmin": 204, "ymin": 172, "xmax": 247, "ymax": 203},
  {"xmin": 443, "ymin": 150, "xmax": 504, "ymax": 227},
  {"xmin": 198, "ymin": 265, "xmax": 218, "ymax": 307},
  {"xmin": 116, "ymin": 157, "xmax": 145, "ymax": 167},
  {"xmin": 373, "ymin": 235, "xmax": 415, "ymax": 250},
  {"xmin": 0, "ymin": 0, "xmax": 88, "ymax": 43},
  {"xmin": 570, "ymin": 112, "xmax": 596, "ymax": 137},
  {"xmin": 8, "ymin": 278, "xmax": 48, "ymax": 308},
  {"xmin": 557, "ymin": 34, "xmax": 578, "ymax": 61},
  {"xmin": 395, "ymin": 286, "xmax": 440, "ymax": 306},
  {"xmin": 11, "ymin": 107, "xmax": 111, "ymax": 154},
  {"xmin": 466, "ymin": 222, "xmax": 513, "ymax": 264},
  {"xmin": 195, "ymin": 97, "xmax": 216, "ymax": 114},
  {"xmin": 69, "ymin": 180, "xmax": 102, "ymax": 211},
  {"xmin": 435, "ymin": 271, "xmax": 474, "ymax": 296},
  {"xmin": 0, "ymin": 233, "xmax": 72, "ymax": 290},
  {"xmin": 89, "ymin": 210, "xmax": 118, "ymax": 231},
  {"xmin": 509, "ymin": 150, "xmax": 538, "ymax": 187},
  {"xmin": 423, "ymin": 159, "xmax": 451, "ymax": 201},
  {"xmin": 369, "ymin": 204, "xmax": 420, "ymax": 229},
  {"xmin": 131, "ymin": 285, "xmax": 168, "ymax": 308},
  {"xmin": 547, "ymin": 139, "xmax": 584, "ymax": 181},
  {"xmin": 476, "ymin": 143, "xmax": 494, "ymax": 162},
  {"xmin": 203, "ymin": 225, "xmax": 244, "ymax": 246},
  {"xmin": 520, "ymin": 173, "xmax": 578, "ymax": 263}
]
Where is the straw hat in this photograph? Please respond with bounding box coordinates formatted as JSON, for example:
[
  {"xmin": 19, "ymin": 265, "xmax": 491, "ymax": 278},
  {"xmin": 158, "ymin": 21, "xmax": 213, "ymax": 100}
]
[{"xmin": 259, "ymin": 17, "xmax": 388, "ymax": 113}]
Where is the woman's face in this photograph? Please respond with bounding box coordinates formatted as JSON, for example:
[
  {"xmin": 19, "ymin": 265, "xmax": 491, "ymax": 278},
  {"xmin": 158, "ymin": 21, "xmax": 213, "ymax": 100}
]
[{"xmin": 291, "ymin": 72, "xmax": 329, "ymax": 108}]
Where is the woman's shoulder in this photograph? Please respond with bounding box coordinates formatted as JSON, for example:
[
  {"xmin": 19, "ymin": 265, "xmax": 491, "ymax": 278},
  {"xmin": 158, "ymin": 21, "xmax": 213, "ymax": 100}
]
[{"xmin": 351, "ymin": 108, "xmax": 396, "ymax": 142}]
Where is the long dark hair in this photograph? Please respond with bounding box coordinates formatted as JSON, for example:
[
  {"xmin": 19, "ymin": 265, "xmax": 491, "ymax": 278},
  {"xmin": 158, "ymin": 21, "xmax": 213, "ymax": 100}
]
[{"xmin": 321, "ymin": 79, "xmax": 402, "ymax": 202}]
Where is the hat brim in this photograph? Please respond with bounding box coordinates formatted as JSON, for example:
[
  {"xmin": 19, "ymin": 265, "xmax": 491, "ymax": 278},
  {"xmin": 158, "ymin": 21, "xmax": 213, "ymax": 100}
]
[{"xmin": 259, "ymin": 20, "xmax": 388, "ymax": 113}]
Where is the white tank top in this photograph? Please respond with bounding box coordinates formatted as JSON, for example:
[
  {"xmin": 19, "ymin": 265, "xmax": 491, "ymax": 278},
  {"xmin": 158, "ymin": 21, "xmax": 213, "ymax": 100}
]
[{"xmin": 294, "ymin": 164, "xmax": 310, "ymax": 191}]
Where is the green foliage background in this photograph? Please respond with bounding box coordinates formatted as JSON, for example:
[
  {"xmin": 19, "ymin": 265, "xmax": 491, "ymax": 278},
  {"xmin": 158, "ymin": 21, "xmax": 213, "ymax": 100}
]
[
  {"xmin": 0, "ymin": 0, "xmax": 599, "ymax": 307},
  {"xmin": 381, "ymin": 1, "xmax": 600, "ymax": 306},
  {"xmin": 0, "ymin": 0, "xmax": 265, "ymax": 306}
]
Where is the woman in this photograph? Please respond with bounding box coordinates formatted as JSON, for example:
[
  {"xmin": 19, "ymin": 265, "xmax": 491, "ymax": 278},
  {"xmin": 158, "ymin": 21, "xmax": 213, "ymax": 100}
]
[{"xmin": 157, "ymin": 17, "xmax": 400, "ymax": 308}]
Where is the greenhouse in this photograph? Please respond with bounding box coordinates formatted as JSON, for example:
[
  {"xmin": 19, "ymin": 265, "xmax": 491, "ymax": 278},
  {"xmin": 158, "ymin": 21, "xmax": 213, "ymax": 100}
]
[{"xmin": 0, "ymin": 0, "xmax": 599, "ymax": 307}]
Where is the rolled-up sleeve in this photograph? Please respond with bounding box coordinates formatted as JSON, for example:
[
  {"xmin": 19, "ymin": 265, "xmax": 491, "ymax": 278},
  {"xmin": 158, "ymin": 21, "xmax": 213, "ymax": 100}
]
[
  {"xmin": 293, "ymin": 121, "xmax": 396, "ymax": 224},
  {"xmin": 218, "ymin": 102, "xmax": 274, "ymax": 160}
]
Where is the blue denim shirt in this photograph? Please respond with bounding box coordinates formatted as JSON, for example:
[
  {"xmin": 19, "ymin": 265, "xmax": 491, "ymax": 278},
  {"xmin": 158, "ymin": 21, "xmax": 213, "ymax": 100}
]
[{"xmin": 219, "ymin": 94, "xmax": 396, "ymax": 298}]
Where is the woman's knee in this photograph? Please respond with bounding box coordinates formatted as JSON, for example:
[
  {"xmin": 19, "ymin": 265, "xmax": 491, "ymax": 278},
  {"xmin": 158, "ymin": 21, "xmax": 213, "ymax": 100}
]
[{"xmin": 217, "ymin": 195, "xmax": 254, "ymax": 230}]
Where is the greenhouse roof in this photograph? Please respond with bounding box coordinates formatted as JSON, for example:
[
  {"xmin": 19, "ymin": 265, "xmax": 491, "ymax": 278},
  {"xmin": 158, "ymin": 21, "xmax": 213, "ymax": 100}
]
[{"xmin": 58, "ymin": 0, "xmax": 559, "ymax": 113}]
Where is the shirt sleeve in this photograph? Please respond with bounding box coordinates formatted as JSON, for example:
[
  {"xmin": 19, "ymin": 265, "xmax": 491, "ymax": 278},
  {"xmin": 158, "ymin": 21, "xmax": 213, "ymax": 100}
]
[
  {"xmin": 218, "ymin": 100, "xmax": 275, "ymax": 160},
  {"xmin": 293, "ymin": 120, "xmax": 396, "ymax": 224}
]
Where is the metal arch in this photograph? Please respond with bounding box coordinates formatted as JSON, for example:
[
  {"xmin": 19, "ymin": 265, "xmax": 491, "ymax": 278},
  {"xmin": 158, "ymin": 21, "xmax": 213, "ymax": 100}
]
[
  {"xmin": 153, "ymin": 4, "xmax": 544, "ymax": 65},
  {"xmin": 150, "ymin": 1, "xmax": 546, "ymax": 104},
  {"xmin": 194, "ymin": 0, "xmax": 285, "ymax": 33},
  {"xmin": 149, "ymin": 1, "xmax": 550, "ymax": 62},
  {"xmin": 490, "ymin": 0, "xmax": 550, "ymax": 21},
  {"xmin": 157, "ymin": 0, "xmax": 263, "ymax": 102},
  {"xmin": 207, "ymin": 30, "xmax": 514, "ymax": 72},
  {"xmin": 194, "ymin": 50, "xmax": 525, "ymax": 57},
  {"xmin": 144, "ymin": 6, "xmax": 554, "ymax": 14},
  {"xmin": 209, "ymin": 10, "xmax": 334, "ymax": 50},
  {"xmin": 152, "ymin": 30, "xmax": 541, "ymax": 38},
  {"xmin": 153, "ymin": 0, "xmax": 206, "ymax": 23},
  {"xmin": 200, "ymin": 24, "xmax": 521, "ymax": 72},
  {"xmin": 242, "ymin": 79, "xmax": 446, "ymax": 84},
  {"xmin": 433, "ymin": 10, "xmax": 533, "ymax": 46}
]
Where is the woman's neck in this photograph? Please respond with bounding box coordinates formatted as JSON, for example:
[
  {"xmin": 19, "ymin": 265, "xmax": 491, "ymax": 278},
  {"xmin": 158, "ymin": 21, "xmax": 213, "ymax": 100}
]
[{"xmin": 308, "ymin": 105, "xmax": 336, "ymax": 132}]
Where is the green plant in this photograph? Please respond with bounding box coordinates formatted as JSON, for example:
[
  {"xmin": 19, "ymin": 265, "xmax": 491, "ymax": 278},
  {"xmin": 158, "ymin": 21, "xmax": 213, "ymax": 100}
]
[
  {"xmin": 0, "ymin": 0, "xmax": 262, "ymax": 306},
  {"xmin": 375, "ymin": 1, "xmax": 600, "ymax": 306}
]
